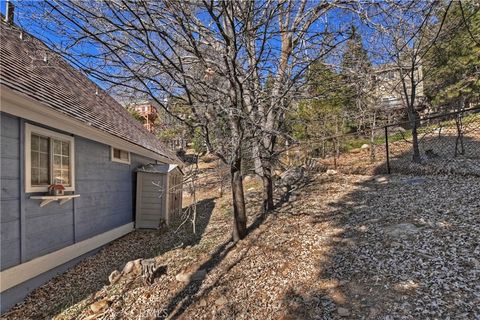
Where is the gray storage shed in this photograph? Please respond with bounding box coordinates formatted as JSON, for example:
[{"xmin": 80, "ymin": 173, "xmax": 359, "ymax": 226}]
[{"xmin": 135, "ymin": 163, "xmax": 183, "ymax": 229}]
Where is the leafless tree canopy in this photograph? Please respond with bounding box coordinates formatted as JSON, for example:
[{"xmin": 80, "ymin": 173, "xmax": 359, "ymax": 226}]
[{"xmin": 17, "ymin": 0, "xmax": 468, "ymax": 239}]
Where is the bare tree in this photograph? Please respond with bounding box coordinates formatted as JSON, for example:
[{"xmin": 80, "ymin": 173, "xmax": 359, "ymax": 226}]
[
  {"xmin": 372, "ymin": 1, "xmax": 453, "ymax": 163},
  {"xmin": 18, "ymin": 0, "xmax": 452, "ymax": 241},
  {"xmin": 21, "ymin": 0, "xmax": 252, "ymax": 240},
  {"xmin": 242, "ymin": 1, "xmax": 352, "ymax": 214},
  {"xmin": 20, "ymin": 0, "xmax": 356, "ymax": 238}
]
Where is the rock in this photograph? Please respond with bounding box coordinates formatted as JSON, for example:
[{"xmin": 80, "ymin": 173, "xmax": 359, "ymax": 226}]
[
  {"xmin": 280, "ymin": 167, "xmax": 305, "ymax": 188},
  {"xmin": 122, "ymin": 259, "xmax": 141, "ymax": 274},
  {"xmin": 176, "ymin": 269, "xmax": 206, "ymax": 282},
  {"xmin": 175, "ymin": 272, "xmax": 192, "ymax": 282},
  {"xmin": 357, "ymin": 225, "xmax": 368, "ymax": 232},
  {"xmin": 361, "ymin": 144, "xmax": 370, "ymax": 149},
  {"xmin": 90, "ymin": 299, "xmax": 110, "ymax": 313},
  {"xmin": 326, "ymin": 169, "xmax": 338, "ymax": 175},
  {"xmin": 337, "ymin": 307, "xmax": 350, "ymax": 317},
  {"xmin": 471, "ymin": 258, "xmax": 480, "ymax": 268},
  {"xmin": 191, "ymin": 269, "xmax": 207, "ymax": 281},
  {"xmin": 108, "ymin": 270, "xmax": 121, "ymax": 284},
  {"xmin": 385, "ymin": 223, "xmax": 419, "ymax": 239},
  {"xmin": 199, "ymin": 299, "xmax": 207, "ymax": 307},
  {"xmin": 215, "ymin": 296, "xmax": 228, "ymax": 306},
  {"xmin": 243, "ymin": 175, "xmax": 255, "ymax": 183},
  {"xmin": 375, "ymin": 176, "xmax": 388, "ymax": 183},
  {"xmin": 369, "ymin": 307, "xmax": 380, "ymax": 318},
  {"xmin": 350, "ymin": 148, "xmax": 362, "ymax": 154}
]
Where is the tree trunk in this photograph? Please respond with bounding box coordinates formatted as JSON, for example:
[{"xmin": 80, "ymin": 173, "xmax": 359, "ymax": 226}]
[
  {"xmin": 335, "ymin": 117, "xmax": 340, "ymax": 158},
  {"xmin": 370, "ymin": 111, "xmax": 376, "ymax": 163},
  {"xmin": 411, "ymin": 112, "xmax": 421, "ymax": 163},
  {"xmin": 231, "ymin": 158, "xmax": 247, "ymax": 242},
  {"xmin": 455, "ymin": 115, "xmax": 465, "ymax": 156},
  {"xmin": 252, "ymin": 143, "xmax": 275, "ymax": 216},
  {"xmin": 261, "ymin": 168, "xmax": 274, "ymax": 216}
]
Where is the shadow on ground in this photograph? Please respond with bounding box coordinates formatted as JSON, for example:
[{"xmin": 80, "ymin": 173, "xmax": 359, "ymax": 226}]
[
  {"xmin": 161, "ymin": 201, "xmax": 271, "ymax": 319},
  {"xmin": 156, "ymin": 135, "xmax": 479, "ymax": 319},
  {"xmin": 281, "ymin": 143, "xmax": 480, "ymax": 319}
]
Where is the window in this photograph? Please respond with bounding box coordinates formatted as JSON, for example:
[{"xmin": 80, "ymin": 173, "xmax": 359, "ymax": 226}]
[
  {"xmin": 385, "ymin": 71, "xmax": 396, "ymax": 80},
  {"xmin": 111, "ymin": 147, "xmax": 130, "ymax": 164},
  {"xmin": 25, "ymin": 124, "xmax": 75, "ymax": 192}
]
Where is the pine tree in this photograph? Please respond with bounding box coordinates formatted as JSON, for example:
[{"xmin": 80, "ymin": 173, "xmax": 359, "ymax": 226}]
[
  {"xmin": 342, "ymin": 26, "xmax": 372, "ymax": 78},
  {"xmin": 341, "ymin": 26, "xmax": 375, "ymax": 132},
  {"xmin": 426, "ymin": 2, "xmax": 480, "ymax": 108}
]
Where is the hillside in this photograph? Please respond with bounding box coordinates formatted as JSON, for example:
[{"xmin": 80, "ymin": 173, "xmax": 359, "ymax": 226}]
[{"xmin": 2, "ymin": 158, "xmax": 479, "ymax": 319}]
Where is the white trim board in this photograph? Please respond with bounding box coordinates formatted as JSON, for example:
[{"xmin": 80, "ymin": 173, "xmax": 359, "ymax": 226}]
[
  {"xmin": 0, "ymin": 222, "xmax": 134, "ymax": 292},
  {"xmin": 0, "ymin": 85, "xmax": 179, "ymax": 165}
]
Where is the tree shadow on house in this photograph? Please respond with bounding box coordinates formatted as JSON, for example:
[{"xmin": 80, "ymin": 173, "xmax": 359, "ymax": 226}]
[
  {"xmin": 2, "ymin": 198, "xmax": 216, "ymax": 320},
  {"xmin": 281, "ymin": 135, "xmax": 480, "ymax": 319}
]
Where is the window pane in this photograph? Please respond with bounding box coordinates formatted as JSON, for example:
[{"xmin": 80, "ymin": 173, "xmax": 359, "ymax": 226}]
[
  {"xmin": 62, "ymin": 156, "xmax": 69, "ymax": 169},
  {"xmin": 31, "ymin": 134, "xmax": 50, "ymax": 186},
  {"xmin": 31, "ymin": 150, "xmax": 39, "ymax": 168},
  {"xmin": 54, "ymin": 155, "xmax": 62, "ymax": 167},
  {"xmin": 62, "ymin": 142, "xmax": 69, "ymax": 156},
  {"xmin": 53, "ymin": 169, "xmax": 63, "ymax": 184},
  {"xmin": 53, "ymin": 140, "xmax": 62, "ymax": 155},
  {"xmin": 31, "ymin": 168, "xmax": 39, "ymax": 185},
  {"xmin": 31, "ymin": 135, "xmax": 39, "ymax": 151},
  {"xmin": 113, "ymin": 148, "xmax": 121, "ymax": 158},
  {"xmin": 40, "ymin": 153, "xmax": 49, "ymax": 168},
  {"xmin": 120, "ymin": 150, "xmax": 129, "ymax": 161},
  {"xmin": 53, "ymin": 153, "xmax": 70, "ymax": 186},
  {"xmin": 52, "ymin": 137, "xmax": 69, "ymax": 187},
  {"xmin": 39, "ymin": 169, "xmax": 49, "ymax": 184},
  {"xmin": 39, "ymin": 136, "xmax": 49, "ymax": 153},
  {"xmin": 62, "ymin": 170, "xmax": 70, "ymax": 185}
]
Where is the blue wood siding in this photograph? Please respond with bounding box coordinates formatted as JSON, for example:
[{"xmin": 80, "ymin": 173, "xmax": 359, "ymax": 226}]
[
  {"xmin": 74, "ymin": 138, "xmax": 131, "ymax": 241},
  {"xmin": 1, "ymin": 113, "xmax": 21, "ymax": 270},
  {"xmin": 1, "ymin": 112, "xmax": 158, "ymax": 270}
]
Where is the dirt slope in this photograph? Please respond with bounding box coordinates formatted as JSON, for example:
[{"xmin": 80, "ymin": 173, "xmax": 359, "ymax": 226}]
[{"xmin": 3, "ymin": 169, "xmax": 479, "ymax": 320}]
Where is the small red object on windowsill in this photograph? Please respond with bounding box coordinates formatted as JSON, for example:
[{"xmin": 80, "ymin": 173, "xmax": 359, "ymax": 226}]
[{"xmin": 48, "ymin": 184, "xmax": 65, "ymax": 196}]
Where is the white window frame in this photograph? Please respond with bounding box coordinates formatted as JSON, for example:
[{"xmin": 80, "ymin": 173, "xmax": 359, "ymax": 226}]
[
  {"xmin": 25, "ymin": 123, "xmax": 75, "ymax": 193},
  {"xmin": 111, "ymin": 147, "xmax": 131, "ymax": 164}
]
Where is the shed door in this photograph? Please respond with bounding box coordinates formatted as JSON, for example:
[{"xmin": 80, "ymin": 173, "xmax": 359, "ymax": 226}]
[{"xmin": 136, "ymin": 172, "xmax": 167, "ymax": 229}]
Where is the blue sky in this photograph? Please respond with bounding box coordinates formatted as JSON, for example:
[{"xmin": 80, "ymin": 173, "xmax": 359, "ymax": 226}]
[{"xmin": 1, "ymin": 0, "xmax": 393, "ymax": 95}]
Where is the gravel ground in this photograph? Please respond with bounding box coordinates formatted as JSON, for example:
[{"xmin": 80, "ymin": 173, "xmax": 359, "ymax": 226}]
[{"xmin": 2, "ymin": 172, "xmax": 479, "ymax": 319}]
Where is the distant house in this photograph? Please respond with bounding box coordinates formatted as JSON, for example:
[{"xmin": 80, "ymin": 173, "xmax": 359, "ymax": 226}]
[
  {"xmin": 129, "ymin": 100, "xmax": 188, "ymax": 150},
  {"xmin": 0, "ymin": 19, "xmax": 181, "ymax": 312},
  {"xmin": 130, "ymin": 102, "xmax": 159, "ymax": 134},
  {"xmin": 374, "ymin": 64, "xmax": 426, "ymax": 117}
]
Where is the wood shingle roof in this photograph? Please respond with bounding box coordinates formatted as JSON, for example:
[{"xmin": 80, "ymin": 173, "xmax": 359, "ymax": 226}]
[{"xmin": 0, "ymin": 21, "xmax": 178, "ymax": 163}]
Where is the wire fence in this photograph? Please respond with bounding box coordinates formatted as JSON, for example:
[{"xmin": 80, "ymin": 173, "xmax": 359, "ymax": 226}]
[{"xmin": 290, "ymin": 106, "xmax": 480, "ymax": 176}]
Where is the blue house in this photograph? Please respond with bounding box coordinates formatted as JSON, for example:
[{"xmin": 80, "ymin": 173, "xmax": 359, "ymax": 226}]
[{"xmin": 0, "ymin": 19, "xmax": 180, "ymax": 312}]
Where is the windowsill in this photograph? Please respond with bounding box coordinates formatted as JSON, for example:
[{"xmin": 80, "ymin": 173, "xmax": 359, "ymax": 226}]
[
  {"xmin": 111, "ymin": 159, "xmax": 131, "ymax": 165},
  {"xmin": 30, "ymin": 194, "xmax": 80, "ymax": 207},
  {"xmin": 26, "ymin": 187, "xmax": 75, "ymax": 193}
]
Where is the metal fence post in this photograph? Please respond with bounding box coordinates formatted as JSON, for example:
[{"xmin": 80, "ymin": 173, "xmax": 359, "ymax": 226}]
[{"xmin": 385, "ymin": 126, "xmax": 391, "ymax": 174}]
